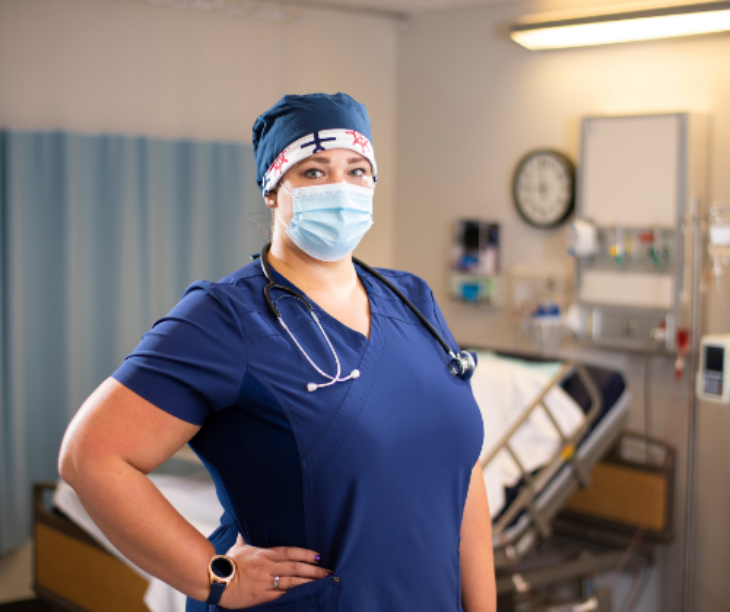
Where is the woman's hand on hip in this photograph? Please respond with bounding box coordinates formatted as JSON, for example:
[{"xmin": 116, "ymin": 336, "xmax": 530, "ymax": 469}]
[{"xmin": 218, "ymin": 533, "xmax": 331, "ymax": 608}]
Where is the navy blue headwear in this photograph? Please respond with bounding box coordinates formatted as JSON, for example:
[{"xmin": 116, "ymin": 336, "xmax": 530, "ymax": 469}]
[{"xmin": 252, "ymin": 92, "xmax": 378, "ymax": 195}]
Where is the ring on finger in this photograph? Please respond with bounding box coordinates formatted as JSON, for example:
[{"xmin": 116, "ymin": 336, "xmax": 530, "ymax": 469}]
[{"xmin": 274, "ymin": 576, "xmax": 281, "ymax": 591}]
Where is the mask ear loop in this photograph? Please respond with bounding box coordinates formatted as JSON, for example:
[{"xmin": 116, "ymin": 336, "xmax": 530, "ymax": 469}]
[
  {"xmin": 271, "ymin": 182, "xmax": 292, "ymax": 237},
  {"xmin": 273, "ymin": 202, "xmax": 290, "ymax": 233}
]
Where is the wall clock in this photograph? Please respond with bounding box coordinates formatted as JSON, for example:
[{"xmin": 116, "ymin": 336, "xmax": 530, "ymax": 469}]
[{"xmin": 512, "ymin": 150, "xmax": 575, "ymax": 228}]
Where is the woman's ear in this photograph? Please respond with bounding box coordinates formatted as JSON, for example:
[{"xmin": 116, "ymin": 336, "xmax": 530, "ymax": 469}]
[{"xmin": 265, "ymin": 186, "xmax": 279, "ymax": 208}]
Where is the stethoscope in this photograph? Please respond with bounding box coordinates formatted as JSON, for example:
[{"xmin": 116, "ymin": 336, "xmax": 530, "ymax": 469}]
[{"xmin": 254, "ymin": 243, "xmax": 476, "ymax": 392}]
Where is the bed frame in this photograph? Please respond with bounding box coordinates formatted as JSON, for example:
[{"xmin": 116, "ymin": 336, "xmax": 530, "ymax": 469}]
[
  {"xmin": 485, "ymin": 362, "xmax": 630, "ymax": 569},
  {"xmin": 33, "ymin": 482, "xmax": 150, "ymax": 612}
]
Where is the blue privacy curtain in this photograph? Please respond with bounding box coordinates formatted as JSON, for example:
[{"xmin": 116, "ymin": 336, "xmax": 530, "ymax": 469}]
[{"xmin": 0, "ymin": 131, "xmax": 266, "ymax": 553}]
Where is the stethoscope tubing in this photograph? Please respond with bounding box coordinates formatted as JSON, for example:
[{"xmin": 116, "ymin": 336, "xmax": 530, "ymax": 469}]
[
  {"xmin": 255, "ymin": 243, "xmax": 474, "ymax": 387},
  {"xmin": 351, "ymin": 256, "xmax": 456, "ymax": 359}
]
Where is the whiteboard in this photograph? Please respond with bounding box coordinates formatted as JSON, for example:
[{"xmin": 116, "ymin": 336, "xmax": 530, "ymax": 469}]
[{"xmin": 581, "ymin": 115, "xmax": 681, "ymax": 227}]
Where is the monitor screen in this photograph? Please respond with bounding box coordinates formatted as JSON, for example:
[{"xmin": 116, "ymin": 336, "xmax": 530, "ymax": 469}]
[{"xmin": 705, "ymin": 346, "xmax": 725, "ymax": 373}]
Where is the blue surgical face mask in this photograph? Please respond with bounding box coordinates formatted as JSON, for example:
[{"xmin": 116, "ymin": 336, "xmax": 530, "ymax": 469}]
[{"xmin": 277, "ymin": 182, "xmax": 374, "ymax": 262}]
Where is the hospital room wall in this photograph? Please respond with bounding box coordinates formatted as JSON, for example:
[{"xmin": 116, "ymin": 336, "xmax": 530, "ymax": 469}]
[
  {"xmin": 0, "ymin": 0, "xmax": 397, "ymax": 597},
  {"xmin": 0, "ymin": 0, "xmax": 397, "ymax": 268},
  {"xmin": 395, "ymin": 3, "xmax": 730, "ymax": 611}
]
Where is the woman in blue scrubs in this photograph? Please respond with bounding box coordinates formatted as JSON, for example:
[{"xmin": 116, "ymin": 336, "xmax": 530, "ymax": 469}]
[{"xmin": 59, "ymin": 93, "xmax": 496, "ymax": 611}]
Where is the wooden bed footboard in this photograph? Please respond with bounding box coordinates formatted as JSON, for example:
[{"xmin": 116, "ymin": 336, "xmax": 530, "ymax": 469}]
[{"xmin": 33, "ymin": 482, "xmax": 150, "ymax": 612}]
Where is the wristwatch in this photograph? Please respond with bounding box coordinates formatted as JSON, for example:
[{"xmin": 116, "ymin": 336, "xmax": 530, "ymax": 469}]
[{"xmin": 206, "ymin": 555, "xmax": 237, "ymax": 605}]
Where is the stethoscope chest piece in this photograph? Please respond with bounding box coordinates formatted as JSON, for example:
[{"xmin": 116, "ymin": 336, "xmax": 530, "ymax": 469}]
[{"xmin": 449, "ymin": 351, "xmax": 477, "ymax": 381}]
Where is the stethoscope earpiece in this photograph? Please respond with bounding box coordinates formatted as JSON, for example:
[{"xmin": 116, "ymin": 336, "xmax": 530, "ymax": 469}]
[{"xmin": 308, "ymin": 369, "xmax": 360, "ymax": 392}]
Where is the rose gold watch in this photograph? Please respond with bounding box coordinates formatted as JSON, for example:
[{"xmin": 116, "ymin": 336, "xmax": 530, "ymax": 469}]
[{"xmin": 206, "ymin": 555, "xmax": 237, "ymax": 605}]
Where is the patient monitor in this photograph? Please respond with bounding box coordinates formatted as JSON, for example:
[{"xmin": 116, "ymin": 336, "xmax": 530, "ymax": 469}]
[{"xmin": 696, "ymin": 334, "xmax": 730, "ymax": 404}]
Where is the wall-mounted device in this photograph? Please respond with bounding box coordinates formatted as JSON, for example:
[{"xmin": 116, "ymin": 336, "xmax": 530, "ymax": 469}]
[
  {"xmin": 696, "ymin": 334, "xmax": 730, "ymax": 404},
  {"xmin": 451, "ymin": 220, "xmax": 500, "ymax": 305},
  {"xmin": 568, "ymin": 113, "xmax": 708, "ymax": 352}
]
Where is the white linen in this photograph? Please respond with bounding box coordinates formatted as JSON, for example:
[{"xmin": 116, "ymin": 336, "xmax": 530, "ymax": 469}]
[
  {"xmin": 53, "ymin": 472, "xmax": 223, "ymax": 612},
  {"xmin": 470, "ymin": 352, "xmax": 585, "ymax": 518}
]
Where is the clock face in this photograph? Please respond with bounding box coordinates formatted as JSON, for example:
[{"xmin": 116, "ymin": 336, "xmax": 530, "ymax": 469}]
[{"xmin": 513, "ymin": 150, "xmax": 575, "ymax": 228}]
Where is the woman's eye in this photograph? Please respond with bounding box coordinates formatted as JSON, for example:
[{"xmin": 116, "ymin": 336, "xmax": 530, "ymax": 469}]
[
  {"xmin": 349, "ymin": 168, "xmax": 366, "ymax": 177},
  {"xmin": 304, "ymin": 169, "xmax": 324, "ymax": 179}
]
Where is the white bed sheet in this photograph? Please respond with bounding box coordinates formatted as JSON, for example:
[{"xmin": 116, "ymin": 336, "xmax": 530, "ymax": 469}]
[
  {"xmin": 53, "ymin": 473, "xmax": 222, "ymax": 612},
  {"xmin": 470, "ymin": 352, "xmax": 585, "ymax": 518}
]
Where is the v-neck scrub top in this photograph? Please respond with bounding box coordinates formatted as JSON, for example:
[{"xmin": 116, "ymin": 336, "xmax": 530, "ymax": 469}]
[{"xmin": 113, "ymin": 260, "xmax": 484, "ymax": 612}]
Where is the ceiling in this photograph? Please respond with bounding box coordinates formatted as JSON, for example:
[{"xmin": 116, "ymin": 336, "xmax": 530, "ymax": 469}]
[
  {"xmin": 285, "ymin": 0, "xmax": 520, "ymax": 16},
  {"xmin": 281, "ymin": 0, "xmax": 712, "ymax": 18}
]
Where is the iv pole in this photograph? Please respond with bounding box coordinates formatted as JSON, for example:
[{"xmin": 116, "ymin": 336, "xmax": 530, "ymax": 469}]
[{"xmin": 681, "ymin": 201, "xmax": 703, "ymax": 612}]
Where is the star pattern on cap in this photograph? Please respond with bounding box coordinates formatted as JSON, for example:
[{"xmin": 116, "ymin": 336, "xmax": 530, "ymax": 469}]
[
  {"xmin": 269, "ymin": 149, "xmax": 289, "ymax": 176},
  {"xmin": 346, "ymin": 130, "xmax": 370, "ymax": 154}
]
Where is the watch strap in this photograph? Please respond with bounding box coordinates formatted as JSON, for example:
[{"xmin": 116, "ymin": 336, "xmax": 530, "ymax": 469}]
[{"xmin": 206, "ymin": 581, "xmax": 226, "ymax": 605}]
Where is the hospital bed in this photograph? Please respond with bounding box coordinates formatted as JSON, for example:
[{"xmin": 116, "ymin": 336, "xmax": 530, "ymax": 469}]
[
  {"xmin": 468, "ymin": 351, "xmax": 630, "ymax": 570},
  {"xmin": 34, "ymin": 473, "xmax": 222, "ymax": 612},
  {"xmin": 33, "ymin": 351, "xmax": 630, "ymax": 612}
]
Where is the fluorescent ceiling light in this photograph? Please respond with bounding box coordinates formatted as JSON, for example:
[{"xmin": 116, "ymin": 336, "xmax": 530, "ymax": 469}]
[{"xmin": 511, "ymin": 1, "xmax": 730, "ymax": 50}]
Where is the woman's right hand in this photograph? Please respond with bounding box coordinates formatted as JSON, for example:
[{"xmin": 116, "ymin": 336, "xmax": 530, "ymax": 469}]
[{"xmin": 218, "ymin": 534, "xmax": 332, "ymax": 609}]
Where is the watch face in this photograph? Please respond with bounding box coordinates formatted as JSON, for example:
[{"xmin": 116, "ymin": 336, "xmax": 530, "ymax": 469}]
[
  {"xmin": 211, "ymin": 556, "xmax": 235, "ymax": 579},
  {"xmin": 513, "ymin": 150, "xmax": 575, "ymax": 228}
]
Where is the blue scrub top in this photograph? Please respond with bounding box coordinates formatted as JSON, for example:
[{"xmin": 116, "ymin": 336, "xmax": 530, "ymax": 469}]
[{"xmin": 113, "ymin": 259, "xmax": 484, "ymax": 612}]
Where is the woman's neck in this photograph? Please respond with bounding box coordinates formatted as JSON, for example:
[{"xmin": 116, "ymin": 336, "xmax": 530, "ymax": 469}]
[
  {"xmin": 268, "ymin": 233, "xmax": 371, "ymax": 339},
  {"xmin": 268, "ymin": 235, "xmax": 359, "ymax": 298}
]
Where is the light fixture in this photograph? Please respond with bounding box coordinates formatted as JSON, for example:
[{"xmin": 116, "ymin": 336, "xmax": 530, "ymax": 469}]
[{"xmin": 511, "ymin": 1, "xmax": 730, "ymax": 50}]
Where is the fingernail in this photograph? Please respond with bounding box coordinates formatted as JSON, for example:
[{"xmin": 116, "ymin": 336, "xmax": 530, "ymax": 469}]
[
  {"xmin": 315, "ymin": 555, "xmax": 321, "ymax": 563},
  {"xmin": 327, "ymin": 571, "xmax": 333, "ymax": 576}
]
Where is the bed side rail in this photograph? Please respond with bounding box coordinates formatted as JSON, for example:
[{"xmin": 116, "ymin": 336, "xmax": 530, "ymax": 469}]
[{"xmin": 484, "ymin": 363, "xmax": 603, "ymax": 541}]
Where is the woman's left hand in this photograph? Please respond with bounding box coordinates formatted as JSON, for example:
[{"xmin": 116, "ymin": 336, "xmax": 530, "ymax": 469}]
[{"xmin": 218, "ymin": 534, "xmax": 331, "ymax": 609}]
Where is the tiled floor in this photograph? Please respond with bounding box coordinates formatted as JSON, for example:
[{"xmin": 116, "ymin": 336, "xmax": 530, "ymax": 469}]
[{"xmin": 0, "ymin": 540, "xmax": 34, "ymax": 605}]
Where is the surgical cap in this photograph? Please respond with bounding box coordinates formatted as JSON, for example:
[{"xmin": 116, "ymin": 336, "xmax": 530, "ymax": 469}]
[{"xmin": 252, "ymin": 92, "xmax": 377, "ymax": 195}]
